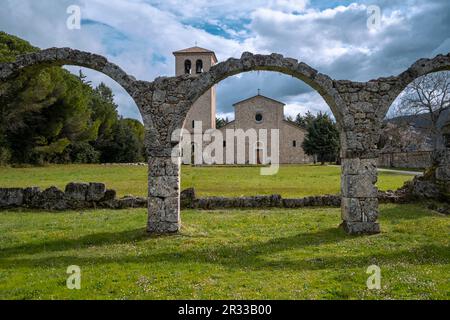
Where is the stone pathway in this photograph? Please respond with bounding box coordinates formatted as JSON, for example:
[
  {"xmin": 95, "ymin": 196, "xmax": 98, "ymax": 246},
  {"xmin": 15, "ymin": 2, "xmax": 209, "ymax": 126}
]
[
  {"xmin": 377, "ymin": 168, "xmax": 423, "ymax": 176},
  {"xmin": 329, "ymin": 165, "xmax": 423, "ymax": 176}
]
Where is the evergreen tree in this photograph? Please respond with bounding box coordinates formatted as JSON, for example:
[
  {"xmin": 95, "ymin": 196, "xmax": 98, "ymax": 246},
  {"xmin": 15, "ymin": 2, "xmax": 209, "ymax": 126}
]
[
  {"xmin": 302, "ymin": 112, "xmax": 340, "ymax": 165},
  {"xmin": 295, "ymin": 111, "xmax": 315, "ymax": 129},
  {"xmin": 100, "ymin": 118, "xmax": 144, "ymax": 163}
]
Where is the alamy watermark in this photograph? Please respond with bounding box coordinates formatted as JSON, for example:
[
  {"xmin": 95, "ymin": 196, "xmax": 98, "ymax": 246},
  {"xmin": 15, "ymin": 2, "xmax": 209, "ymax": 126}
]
[
  {"xmin": 66, "ymin": 5, "xmax": 81, "ymax": 30},
  {"xmin": 171, "ymin": 121, "xmax": 280, "ymax": 175},
  {"xmin": 366, "ymin": 265, "xmax": 381, "ymax": 290},
  {"xmin": 66, "ymin": 265, "xmax": 81, "ymax": 290},
  {"xmin": 367, "ymin": 5, "xmax": 381, "ymax": 31}
]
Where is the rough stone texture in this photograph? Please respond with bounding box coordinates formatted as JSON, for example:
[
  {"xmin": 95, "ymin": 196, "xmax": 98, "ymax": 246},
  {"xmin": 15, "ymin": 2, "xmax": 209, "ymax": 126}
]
[
  {"xmin": 378, "ymin": 151, "xmax": 433, "ymax": 169},
  {"xmin": 65, "ymin": 183, "xmax": 88, "ymax": 201},
  {"xmin": 180, "ymin": 188, "xmax": 196, "ymax": 209},
  {"xmin": 0, "ymin": 188, "xmax": 24, "ymax": 208},
  {"xmin": 147, "ymin": 196, "xmax": 180, "ymax": 234},
  {"xmin": 195, "ymin": 194, "xmax": 283, "ymax": 209},
  {"xmin": 2, "ymin": 48, "xmax": 450, "ymax": 234},
  {"xmin": 0, "ymin": 183, "xmax": 146, "ymax": 210},
  {"xmin": 340, "ymin": 221, "xmax": 380, "ymax": 235},
  {"xmin": 0, "ymin": 185, "xmax": 433, "ymax": 212},
  {"xmin": 87, "ymin": 183, "xmax": 106, "ymax": 201}
]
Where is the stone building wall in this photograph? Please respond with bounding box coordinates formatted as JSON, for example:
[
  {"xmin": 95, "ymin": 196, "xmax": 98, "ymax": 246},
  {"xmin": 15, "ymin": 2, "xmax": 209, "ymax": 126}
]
[
  {"xmin": 280, "ymin": 121, "xmax": 313, "ymax": 164},
  {"xmin": 378, "ymin": 151, "xmax": 433, "ymax": 169},
  {"xmin": 219, "ymin": 95, "xmax": 311, "ymax": 164}
]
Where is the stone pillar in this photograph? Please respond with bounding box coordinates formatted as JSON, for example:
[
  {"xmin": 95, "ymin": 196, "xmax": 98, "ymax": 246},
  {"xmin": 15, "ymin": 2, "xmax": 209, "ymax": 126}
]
[
  {"xmin": 340, "ymin": 157, "xmax": 380, "ymax": 234},
  {"xmin": 435, "ymin": 149, "xmax": 450, "ymax": 199},
  {"xmin": 147, "ymin": 155, "xmax": 181, "ymax": 234},
  {"xmin": 435, "ymin": 124, "xmax": 450, "ymax": 198}
]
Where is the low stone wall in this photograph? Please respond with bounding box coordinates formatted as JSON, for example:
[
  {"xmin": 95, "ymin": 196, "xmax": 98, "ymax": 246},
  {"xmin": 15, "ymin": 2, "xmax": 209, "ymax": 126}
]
[
  {"xmin": 181, "ymin": 188, "xmax": 407, "ymax": 210},
  {"xmin": 378, "ymin": 151, "xmax": 433, "ymax": 169},
  {"xmin": 0, "ymin": 181, "xmax": 433, "ymax": 212},
  {"xmin": 0, "ymin": 183, "xmax": 147, "ymax": 210}
]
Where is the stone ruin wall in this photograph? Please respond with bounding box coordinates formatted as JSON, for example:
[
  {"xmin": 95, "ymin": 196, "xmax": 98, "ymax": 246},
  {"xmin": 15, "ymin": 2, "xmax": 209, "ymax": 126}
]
[{"xmin": 1, "ymin": 47, "xmax": 449, "ymax": 235}]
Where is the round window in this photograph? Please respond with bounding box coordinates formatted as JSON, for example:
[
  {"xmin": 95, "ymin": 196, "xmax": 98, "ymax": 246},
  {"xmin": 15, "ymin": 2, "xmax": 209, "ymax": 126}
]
[{"xmin": 255, "ymin": 113, "xmax": 263, "ymax": 123}]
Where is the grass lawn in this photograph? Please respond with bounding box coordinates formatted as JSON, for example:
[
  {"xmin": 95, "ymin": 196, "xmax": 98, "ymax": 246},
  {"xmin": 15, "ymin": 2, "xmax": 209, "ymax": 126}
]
[
  {"xmin": 0, "ymin": 204, "xmax": 448, "ymax": 300},
  {"xmin": 0, "ymin": 164, "xmax": 413, "ymax": 197}
]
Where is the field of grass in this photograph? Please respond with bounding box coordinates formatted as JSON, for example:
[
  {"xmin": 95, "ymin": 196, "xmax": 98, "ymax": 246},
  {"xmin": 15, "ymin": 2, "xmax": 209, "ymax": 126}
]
[
  {"xmin": 0, "ymin": 164, "xmax": 413, "ymax": 197},
  {"xmin": 1, "ymin": 164, "xmax": 446, "ymax": 300},
  {"xmin": 0, "ymin": 204, "xmax": 448, "ymax": 300}
]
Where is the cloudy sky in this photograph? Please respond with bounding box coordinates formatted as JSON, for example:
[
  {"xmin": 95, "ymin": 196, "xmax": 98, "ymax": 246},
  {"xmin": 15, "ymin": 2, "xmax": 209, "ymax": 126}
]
[{"xmin": 1, "ymin": 0, "xmax": 449, "ymax": 121}]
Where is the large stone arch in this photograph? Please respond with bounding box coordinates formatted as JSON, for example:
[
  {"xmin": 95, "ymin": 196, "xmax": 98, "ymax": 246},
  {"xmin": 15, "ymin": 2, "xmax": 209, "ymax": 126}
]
[{"xmin": 145, "ymin": 53, "xmax": 360, "ymax": 235}]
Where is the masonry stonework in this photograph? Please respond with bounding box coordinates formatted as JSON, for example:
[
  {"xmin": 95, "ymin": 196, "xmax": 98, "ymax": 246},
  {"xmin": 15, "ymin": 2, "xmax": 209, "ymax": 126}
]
[
  {"xmin": 219, "ymin": 94, "xmax": 312, "ymax": 164},
  {"xmin": 1, "ymin": 47, "xmax": 449, "ymax": 235}
]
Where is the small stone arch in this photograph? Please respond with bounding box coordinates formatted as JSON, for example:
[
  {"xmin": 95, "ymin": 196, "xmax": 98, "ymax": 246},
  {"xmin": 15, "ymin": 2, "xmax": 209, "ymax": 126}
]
[{"xmin": 376, "ymin": 53, "xmax": 450, "ymax": 119}]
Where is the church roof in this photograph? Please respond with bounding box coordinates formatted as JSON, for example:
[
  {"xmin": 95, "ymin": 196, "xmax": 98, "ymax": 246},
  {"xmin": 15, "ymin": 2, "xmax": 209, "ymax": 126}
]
[
  {"xmin": 233, "ymin": 94, "xmax": 286, "ymax": 107},
  {"xmin": 173, "ymin": 46, "xmax": 218, "ymax": 63}
]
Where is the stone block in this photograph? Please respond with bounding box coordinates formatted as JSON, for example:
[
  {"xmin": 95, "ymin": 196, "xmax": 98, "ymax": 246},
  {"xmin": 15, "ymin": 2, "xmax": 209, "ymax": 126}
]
[
  {"xmin": 117, "ymin": 196, "xmax": 147, "ymax": 209},
  {"xmin": 23, "ymin": 187, "xmax": 41, "ymax": 206},
  {"xmin": 341, "ymin": 197, "xmax": 362, "ymax": 222},
  {"xmin": 148, "ymin": 176, "xmax": 179, "ymax": 198},
  {"xmin": 342, "ymin": 158, "xmax": 377, "ymax": 177},
  {"xmin": 149, "ymin": 157, "xmax": 180, "ymax": 176},
  {"xmin": 341, "ymin": 174, "xmax": 378, "ymax": 198},
  {"xmin": 148, "ymin": 196, "xmax": 180, "ymax": 223},
  {"xmin": 361, "ymin": 198, "xmax": 379, "ymax": 222},
  {"xmin": 0, "ymin": 188, "xmax": 24, "ymax": 208},
  {"xmin": 87, "ymin": 183, "xmax": 106, "ymax": 201},
  {"xmin": 40, "ymin": 187, "xmax": 67, "ymax": 210},
  {"xmin": 147, "ymin": 196, "xmax": 180, "ymax": 234},
  {"xmin": 341, "ymin": 221, "xmax": 380, "ymax": 235},
  {"xmin": 65, "ymin": 182, "xmax": 88, "ymax": 201},
  {"xmin": 102, "ymin": 189, "xmax": 117, "ymax": 202},
  {"xmin": 435, "ymin": 166, "xmax": 450, "ymax": 181},
  {"xmin": 180, "ymin": 188, "xmax": 196, "ymax": 209}
]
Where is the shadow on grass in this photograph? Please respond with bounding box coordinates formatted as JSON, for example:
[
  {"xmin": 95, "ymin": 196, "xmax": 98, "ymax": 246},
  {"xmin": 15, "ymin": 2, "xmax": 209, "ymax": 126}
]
[
  {"xmin": 0, "ymin": 228, "xmax": 149, "ymax": 259},
  {"xmin": 379, "ymin": 203, "xmax": 440, "ymax": 221},
  {"xmin": 2, "ymin": 224, "xmax": 448, "ymax": 273}
]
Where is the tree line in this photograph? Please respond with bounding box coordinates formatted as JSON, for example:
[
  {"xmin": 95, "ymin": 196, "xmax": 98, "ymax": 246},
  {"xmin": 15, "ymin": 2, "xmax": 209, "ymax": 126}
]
[{"xmin": 0, "ymin": 32, "xmax": 146, "ymax": 165}]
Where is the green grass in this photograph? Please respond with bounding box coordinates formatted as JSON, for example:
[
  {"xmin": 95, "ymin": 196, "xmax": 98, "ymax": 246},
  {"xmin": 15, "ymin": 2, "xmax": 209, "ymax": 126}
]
[
  {"xmin": 0, "ymin": 164, "xmax": 413, "ymax": 197},
  {"xmin": 0, "ymin": 204, "xmax": 448, "ymax": 300},
  {"xmin": 0, "ymin": 164, "xmax": 443, "ymax": 300}
]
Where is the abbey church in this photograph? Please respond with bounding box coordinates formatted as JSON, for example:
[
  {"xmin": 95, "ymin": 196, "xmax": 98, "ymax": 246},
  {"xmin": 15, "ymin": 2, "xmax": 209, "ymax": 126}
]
[{"xmin": 173, "ymin": 46, "xmax": 313, "ymax": 164}]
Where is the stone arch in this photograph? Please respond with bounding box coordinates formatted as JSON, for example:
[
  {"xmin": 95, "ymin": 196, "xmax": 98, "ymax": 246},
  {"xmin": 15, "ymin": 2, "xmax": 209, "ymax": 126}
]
[
  {"xmin": 147, "ymin": 52, "xmax": 355, "ymax": 235},
  {"xmin": 0, "ymin": 48, "xmax": 143, "ymax": 115},
  {"xmin": 179, "ymin": 52, "xmax": 347, "ymax": 131},
  {"xmin": 377, "ymin": 53, "xmax": 450, "ymax": 119}
]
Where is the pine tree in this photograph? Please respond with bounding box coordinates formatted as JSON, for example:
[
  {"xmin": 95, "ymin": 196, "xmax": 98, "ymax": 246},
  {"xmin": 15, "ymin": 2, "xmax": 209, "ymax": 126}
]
[{"xmin": 302, "ymin": 112, "xmax": 340, "ymax": 165}]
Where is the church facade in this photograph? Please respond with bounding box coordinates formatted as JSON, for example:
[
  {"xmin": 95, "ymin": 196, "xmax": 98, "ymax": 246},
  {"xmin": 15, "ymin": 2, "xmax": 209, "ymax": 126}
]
[{"xmin": 173, "ymin": 46, "xmax": 313, "ymax": 165}]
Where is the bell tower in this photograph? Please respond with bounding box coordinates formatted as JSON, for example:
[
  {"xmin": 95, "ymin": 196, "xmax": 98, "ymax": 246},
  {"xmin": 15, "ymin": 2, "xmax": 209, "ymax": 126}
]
[{"xmin": 173, "ymin": 46, "xmax": 218, "ymax": 132}]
